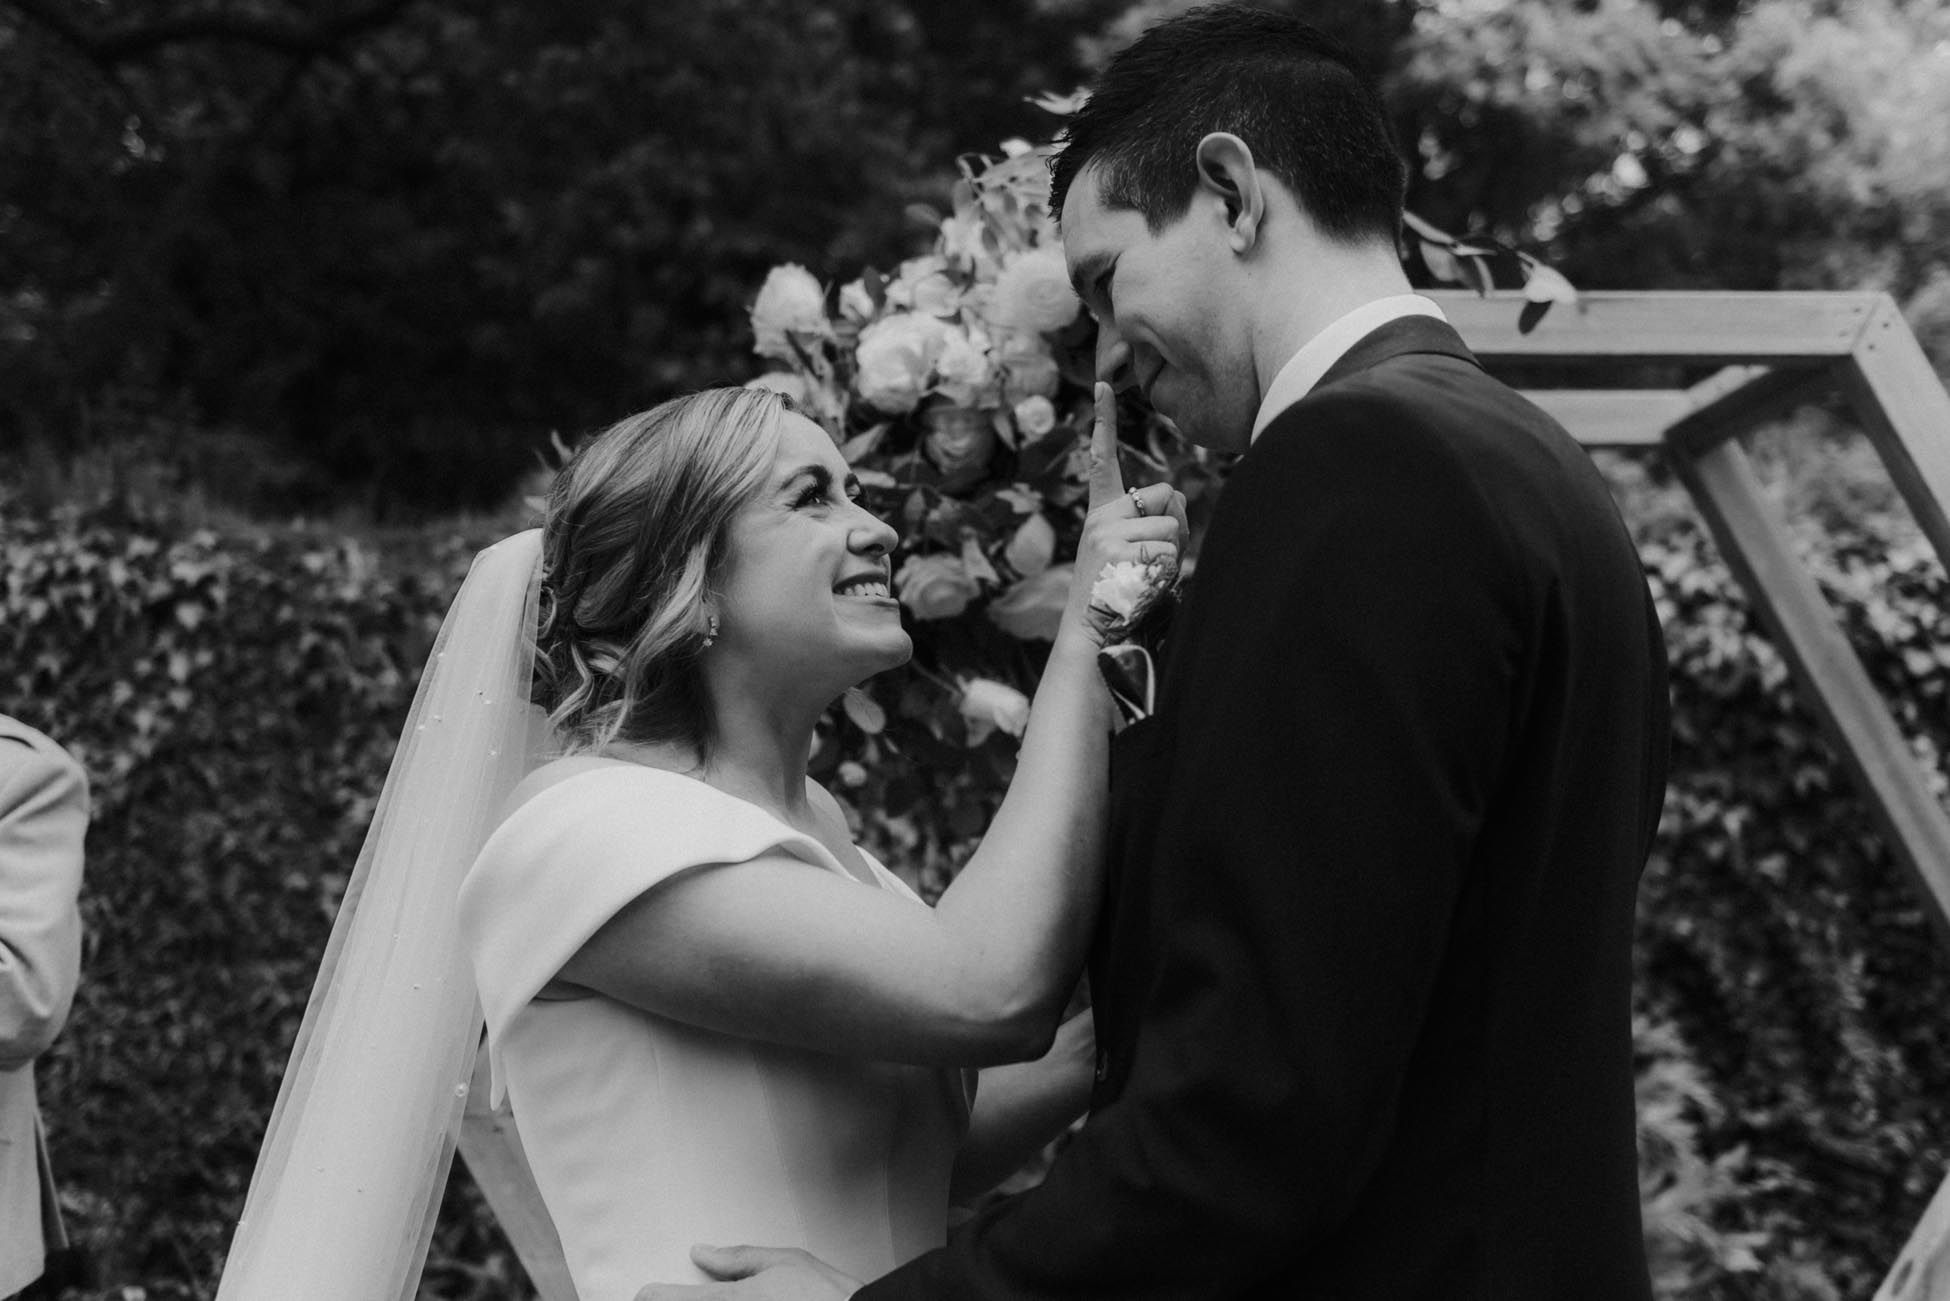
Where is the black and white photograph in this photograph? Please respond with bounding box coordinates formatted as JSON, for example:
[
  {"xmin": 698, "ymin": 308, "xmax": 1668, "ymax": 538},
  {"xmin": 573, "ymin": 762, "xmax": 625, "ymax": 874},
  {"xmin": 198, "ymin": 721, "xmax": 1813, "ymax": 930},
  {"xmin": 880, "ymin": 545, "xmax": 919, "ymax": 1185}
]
[{"xmin": 4, "ymin": 1, "xmax": 1950, "ymax": 1298}]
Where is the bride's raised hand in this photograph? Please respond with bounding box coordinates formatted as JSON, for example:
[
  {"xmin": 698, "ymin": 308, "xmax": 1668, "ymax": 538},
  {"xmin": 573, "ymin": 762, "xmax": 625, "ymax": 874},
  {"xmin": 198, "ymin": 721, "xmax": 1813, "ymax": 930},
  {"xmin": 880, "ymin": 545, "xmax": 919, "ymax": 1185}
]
[{"xmin": 1063, "ymin": 381, "xmax": 1189, "ymax": 647}]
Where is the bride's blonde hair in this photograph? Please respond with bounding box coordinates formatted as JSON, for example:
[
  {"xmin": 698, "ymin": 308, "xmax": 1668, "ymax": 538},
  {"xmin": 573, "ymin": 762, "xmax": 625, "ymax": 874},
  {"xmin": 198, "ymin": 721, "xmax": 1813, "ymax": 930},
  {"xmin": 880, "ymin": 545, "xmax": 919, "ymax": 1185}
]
[{"xmin": 534, "ymin": 387, "xmax": 787, "ymax": 755}]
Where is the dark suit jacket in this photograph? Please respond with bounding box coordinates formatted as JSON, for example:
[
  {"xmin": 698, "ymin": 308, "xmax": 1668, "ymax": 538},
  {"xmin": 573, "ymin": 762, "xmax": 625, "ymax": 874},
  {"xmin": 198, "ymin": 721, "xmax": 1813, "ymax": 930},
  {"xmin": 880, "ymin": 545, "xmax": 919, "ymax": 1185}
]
[{"xmin": 860, "ymin": 316, "xmax": 1669, "ymax": 1299}]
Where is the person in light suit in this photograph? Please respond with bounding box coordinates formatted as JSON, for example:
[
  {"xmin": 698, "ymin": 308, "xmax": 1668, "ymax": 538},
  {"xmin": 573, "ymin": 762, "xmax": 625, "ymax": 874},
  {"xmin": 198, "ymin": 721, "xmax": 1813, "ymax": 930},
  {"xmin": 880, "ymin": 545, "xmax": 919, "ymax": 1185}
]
[{"xmin": 0, "ymin": 715, "xmax": 86, "ymax": 1301}]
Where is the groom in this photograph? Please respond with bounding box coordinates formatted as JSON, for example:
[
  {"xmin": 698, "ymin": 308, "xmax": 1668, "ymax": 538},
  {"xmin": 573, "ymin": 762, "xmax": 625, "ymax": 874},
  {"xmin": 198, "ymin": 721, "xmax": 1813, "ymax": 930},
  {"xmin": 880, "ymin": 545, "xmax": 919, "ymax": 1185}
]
[{"xmin": 645, "ymin": 7, "xmax": 1668, "ymax": 1298}]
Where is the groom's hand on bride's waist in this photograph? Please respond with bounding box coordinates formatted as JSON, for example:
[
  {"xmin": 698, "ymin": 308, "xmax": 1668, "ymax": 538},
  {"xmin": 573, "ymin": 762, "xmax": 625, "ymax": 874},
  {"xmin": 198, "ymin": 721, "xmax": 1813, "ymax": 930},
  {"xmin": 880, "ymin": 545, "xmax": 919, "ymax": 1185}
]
[{"xmin": 633, "ymin": 1244, "xmax": 860, "ymax": 1301}]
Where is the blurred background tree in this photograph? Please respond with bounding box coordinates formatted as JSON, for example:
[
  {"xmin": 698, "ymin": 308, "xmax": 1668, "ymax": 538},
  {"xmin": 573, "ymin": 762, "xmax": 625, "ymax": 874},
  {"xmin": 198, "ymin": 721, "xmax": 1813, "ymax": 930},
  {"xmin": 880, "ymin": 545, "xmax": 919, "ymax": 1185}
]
[
  {"xmin": 0, "ymin": 0, "xmax": 1104, "ymax": 513},
  {"xmin": 4, "ymin": 0, "xmax": 1945, "ymax": 513},
  {"xmin": 1392, "ymin": 0, "xmax": 1950, "ymax": 315}
]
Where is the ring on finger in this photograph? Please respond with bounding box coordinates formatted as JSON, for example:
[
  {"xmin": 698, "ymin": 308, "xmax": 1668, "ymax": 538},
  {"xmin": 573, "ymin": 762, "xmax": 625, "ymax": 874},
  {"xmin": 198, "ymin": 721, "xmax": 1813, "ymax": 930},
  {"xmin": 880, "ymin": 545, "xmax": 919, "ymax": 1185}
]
[{"xmin": 1128, "ymin": 487, "xmax": 1148, "ymax": 517}]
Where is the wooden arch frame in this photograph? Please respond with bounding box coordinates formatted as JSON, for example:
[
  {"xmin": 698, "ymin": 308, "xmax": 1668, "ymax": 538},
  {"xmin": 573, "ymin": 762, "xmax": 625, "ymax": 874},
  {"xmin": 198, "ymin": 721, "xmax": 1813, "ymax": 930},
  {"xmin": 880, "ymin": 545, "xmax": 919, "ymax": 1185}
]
[
  {"xmin": 1430, "ymin": 289, "xmax": 1950, "ymax": 1301},
  {"xmin": 449, "ymin": 290, "xmax": 1950, "ymax": 1300}
]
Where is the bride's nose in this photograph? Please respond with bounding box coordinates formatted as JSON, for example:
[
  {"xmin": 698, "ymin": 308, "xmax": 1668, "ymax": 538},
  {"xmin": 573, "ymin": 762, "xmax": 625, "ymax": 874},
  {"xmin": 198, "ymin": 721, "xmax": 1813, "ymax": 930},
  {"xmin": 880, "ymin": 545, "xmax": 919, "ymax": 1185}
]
[{"xmin": 849, "ymin": 508, "xmax": 898, "ymax": 557}]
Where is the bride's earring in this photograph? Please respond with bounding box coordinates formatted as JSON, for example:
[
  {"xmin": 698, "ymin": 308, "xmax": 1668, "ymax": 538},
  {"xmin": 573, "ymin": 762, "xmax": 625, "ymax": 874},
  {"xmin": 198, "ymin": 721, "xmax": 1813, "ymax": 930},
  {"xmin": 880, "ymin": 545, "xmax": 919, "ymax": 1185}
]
[{"xmin": 703, "ymin": 612, "xmax": 719, "ymax": 649}]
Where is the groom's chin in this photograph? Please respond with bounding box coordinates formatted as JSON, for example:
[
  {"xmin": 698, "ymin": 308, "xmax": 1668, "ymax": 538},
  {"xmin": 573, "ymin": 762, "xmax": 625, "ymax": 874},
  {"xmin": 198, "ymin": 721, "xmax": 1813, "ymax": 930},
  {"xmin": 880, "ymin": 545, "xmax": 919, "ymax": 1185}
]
[{"xmin": 1170, "ymin": 409, "xmax": 1251, "ymax": 455}]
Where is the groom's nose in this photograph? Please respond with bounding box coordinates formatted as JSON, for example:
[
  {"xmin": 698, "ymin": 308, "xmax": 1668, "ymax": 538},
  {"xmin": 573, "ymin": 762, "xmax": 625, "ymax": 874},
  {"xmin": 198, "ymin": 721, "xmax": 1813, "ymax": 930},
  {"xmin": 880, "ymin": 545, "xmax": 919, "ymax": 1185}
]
[{"xmin": 1096, "ymin": 331, "xmax": 1137, "ymax": 393}]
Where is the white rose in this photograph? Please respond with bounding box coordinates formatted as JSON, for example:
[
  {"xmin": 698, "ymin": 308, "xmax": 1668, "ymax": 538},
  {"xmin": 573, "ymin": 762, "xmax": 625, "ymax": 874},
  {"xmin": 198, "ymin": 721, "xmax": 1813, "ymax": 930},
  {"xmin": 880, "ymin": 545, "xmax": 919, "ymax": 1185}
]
[
  {"xmin": 1004, "ymin": 512, "xmax": 1056, "ymax": 577},
  {"xmin": 939, "ymin": 211, "xmax": 992, "ymax": 275},
  {"xmin": 895, "ymin": 552, "xmax": 980, "ymax": 620},
  {"xmin": 750, "ymin": 264, "xmax": 829, "ymax": 361},
  {"xmin": 838, "ymin": 278, "xmax": 877, "ymax": 325},
  {"xmin": 990, "ymin": 246, "xmax": 1080, "ymax": 335},
  {"xmin": 959, "ymin": 677, "xmax": 1032, "ymax": 746},
  {"xmin": 1012, "ymin": 395, "xmax": 1057, "ymax": 439},
  {"xmin": 1001, "ymin": 349, "xmax": 1061, "ymax": 403},
  {"xmin": 957, "ymin": 282, "xmax": 996, "ymax": 323},
  {"xmin": 922, "ymin": 405, "xmax": 998, "ymax": 488},
  {"xmin": 987, "ymin": 565, "xmax": 1072, "ymax": 642},
  {"xmin": 887, "ymin": 255, "xmax": 959, "ymax": 318},
  {"xmin": 910, "ymin": 273, "xmax": 959, "ymax": 319},
  {"xmin": 854, "ymin": 314, "xmax": 948, "ymax": 415},
  {"xmin": 1088, "ymin": 560, "xmax": 1154, "ymax": 623},
  {"xmin": 933, "ymin": 328, "xmax": 995, "ymax": 407},
  {"xmin": 1088, "ymin": 555, "xmax": 1177, "ymax": 640}
]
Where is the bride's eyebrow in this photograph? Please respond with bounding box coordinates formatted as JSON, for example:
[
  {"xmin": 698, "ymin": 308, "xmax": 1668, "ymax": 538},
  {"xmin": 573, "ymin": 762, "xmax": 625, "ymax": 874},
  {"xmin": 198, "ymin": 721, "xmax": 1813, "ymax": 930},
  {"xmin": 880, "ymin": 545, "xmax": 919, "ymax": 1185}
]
[
  {"xmin": 778, "ymin": 465, "xmax": 864, "ymax": 498},
  {"xmin": 778, "ymin": 464, "xmax": 834, "ymax": 495}
]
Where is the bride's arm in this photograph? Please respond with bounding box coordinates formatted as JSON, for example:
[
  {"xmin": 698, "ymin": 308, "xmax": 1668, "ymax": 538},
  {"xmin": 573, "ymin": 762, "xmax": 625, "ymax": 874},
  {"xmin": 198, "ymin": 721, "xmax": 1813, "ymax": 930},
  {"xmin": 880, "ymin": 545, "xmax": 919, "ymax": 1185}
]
[
  {"xmin": 951, "ymin": 1009, "xmax": 1095, "ymax": 1206},
  {"xmin": 555, "ymin": 388, "xmax": 1183, "ymax": 1066}
]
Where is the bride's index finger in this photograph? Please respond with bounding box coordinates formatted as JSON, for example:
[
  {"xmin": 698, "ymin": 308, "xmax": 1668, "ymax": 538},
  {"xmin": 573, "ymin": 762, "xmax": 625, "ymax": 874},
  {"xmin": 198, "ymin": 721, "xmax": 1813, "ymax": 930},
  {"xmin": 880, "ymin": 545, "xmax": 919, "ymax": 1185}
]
[{"xmin": 1089, "ymin": 381, "xmax": 1126, "ymax": 508}]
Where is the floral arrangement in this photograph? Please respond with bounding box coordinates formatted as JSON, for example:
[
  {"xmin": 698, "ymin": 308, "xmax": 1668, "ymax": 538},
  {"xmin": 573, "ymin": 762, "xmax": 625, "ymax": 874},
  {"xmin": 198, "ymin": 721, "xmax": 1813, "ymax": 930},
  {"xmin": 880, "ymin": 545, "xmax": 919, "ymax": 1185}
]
[
  {"xmin": 744, "ymin": 135, "xmax": 1574, "ymax": 890},
  {"xmin": 744, "ymin": 138, "xmax": 1206, "ymax": 889}
]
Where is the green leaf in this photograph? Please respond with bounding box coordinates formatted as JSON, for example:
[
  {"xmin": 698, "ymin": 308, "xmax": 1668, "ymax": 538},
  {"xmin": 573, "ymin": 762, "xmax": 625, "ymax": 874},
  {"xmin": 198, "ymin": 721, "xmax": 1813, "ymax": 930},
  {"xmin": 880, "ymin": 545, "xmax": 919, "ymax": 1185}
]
[
  {"xmin": 1521, "ymin": 263, "xmax": 1578, "ymax": 305},
  {"xmin": 1456, "ymin": 254, "xmax": 1495, "ymax": 296},
  {"xmin": 1420, "ymin": 239, "xmax": 1463, "ymax": 284},
  {"xmin": 842, "ymin": 687, "xmax": 886, "ymax": 735}
]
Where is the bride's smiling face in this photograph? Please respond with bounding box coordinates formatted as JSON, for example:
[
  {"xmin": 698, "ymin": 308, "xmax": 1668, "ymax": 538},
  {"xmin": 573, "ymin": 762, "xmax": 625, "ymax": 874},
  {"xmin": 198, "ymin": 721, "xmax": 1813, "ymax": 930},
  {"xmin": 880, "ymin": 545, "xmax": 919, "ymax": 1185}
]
[{"xmin": 710, "ymin": 412, "xmax": 911, "ymax": 692}]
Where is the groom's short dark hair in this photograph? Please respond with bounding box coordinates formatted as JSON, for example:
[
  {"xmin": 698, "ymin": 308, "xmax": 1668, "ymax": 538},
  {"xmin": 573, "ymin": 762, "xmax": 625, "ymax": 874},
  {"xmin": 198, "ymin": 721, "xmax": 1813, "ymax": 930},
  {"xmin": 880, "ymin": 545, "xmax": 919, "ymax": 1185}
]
[{"xmin": 1050, "ymin": 5, "xmax": 1406, "ymax": 247}]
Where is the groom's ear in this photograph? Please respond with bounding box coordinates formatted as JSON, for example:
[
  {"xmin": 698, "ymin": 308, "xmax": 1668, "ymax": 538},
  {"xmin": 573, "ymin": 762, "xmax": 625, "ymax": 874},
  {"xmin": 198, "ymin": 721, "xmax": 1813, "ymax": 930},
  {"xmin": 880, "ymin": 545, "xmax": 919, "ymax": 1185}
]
[{"xmin": 1193, "ymin": 133, "xmax": 1264, "ymax": 254}]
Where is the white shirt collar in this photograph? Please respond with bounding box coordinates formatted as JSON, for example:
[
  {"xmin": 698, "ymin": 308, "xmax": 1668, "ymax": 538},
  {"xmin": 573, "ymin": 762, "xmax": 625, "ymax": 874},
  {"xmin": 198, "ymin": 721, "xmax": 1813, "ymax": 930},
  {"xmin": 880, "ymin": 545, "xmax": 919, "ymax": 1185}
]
[{"xmin": 1250, "ymin": 294, "xmax": 1448, "ymax": 442}]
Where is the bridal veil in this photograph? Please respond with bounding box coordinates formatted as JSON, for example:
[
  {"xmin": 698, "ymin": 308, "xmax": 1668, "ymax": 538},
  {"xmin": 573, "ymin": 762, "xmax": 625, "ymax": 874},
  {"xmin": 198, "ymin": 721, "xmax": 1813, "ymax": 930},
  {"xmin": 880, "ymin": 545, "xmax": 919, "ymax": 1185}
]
[{"xmin": 216, "ymin": 530, "xmax": 550, "ymax": 1300}]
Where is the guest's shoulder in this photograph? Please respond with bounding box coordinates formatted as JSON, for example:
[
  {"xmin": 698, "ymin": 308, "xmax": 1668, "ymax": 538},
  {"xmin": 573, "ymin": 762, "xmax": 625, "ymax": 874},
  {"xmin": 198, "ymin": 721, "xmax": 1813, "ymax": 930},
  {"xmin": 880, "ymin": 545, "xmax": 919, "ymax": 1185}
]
[
  {"xmin": 0, "ymin": 714, "xmax": 86, "ymax": 803},
  {"xmin": 0, "ymin": 713, "xmax": 70, "ymax": 757}
]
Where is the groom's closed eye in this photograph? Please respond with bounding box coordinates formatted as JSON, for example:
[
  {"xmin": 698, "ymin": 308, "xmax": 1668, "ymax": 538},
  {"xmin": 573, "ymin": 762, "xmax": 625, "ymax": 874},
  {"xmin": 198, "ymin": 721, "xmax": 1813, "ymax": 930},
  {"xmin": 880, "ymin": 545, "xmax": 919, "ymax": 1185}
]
[
  {"xmin": 1096, "ymin": 275, "xmax": 1118, "ymax": 320},
  {"xmin": 1089, "ymin": 267, "xmax": 1115, "ymax": 316},
  {"xmin": 1069, "ymin": 253, "xmax": 1117, "ymax": 318}
]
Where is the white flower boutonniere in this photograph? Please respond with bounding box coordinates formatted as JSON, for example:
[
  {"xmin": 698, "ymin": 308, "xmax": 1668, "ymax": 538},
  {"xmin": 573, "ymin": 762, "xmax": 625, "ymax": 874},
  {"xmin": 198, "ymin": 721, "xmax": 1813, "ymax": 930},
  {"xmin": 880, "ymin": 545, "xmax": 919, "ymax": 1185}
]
[{"xmin": 1088, "ymin": 556, "xmax": 1178, "ymax": 643}]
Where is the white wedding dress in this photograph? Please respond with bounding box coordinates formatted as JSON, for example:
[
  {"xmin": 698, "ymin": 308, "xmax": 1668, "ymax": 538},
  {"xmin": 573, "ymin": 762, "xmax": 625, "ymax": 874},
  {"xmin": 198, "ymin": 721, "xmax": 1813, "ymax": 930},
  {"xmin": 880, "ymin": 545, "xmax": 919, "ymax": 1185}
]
[{"xmin": 458, "ymin": 758, "xmax": 972, "ymax": 1301}]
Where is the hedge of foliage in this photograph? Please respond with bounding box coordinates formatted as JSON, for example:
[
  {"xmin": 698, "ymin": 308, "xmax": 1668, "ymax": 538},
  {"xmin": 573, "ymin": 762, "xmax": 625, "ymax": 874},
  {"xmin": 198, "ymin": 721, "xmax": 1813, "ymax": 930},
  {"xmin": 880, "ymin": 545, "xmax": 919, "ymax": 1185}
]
[
  {"xmin": 1631, "ymin": 478, "xmax": 1950, "ymax": 1298},
  {"xmin": 3, "ymin": 467, "xmax": 1948, "ymax": 1299}
]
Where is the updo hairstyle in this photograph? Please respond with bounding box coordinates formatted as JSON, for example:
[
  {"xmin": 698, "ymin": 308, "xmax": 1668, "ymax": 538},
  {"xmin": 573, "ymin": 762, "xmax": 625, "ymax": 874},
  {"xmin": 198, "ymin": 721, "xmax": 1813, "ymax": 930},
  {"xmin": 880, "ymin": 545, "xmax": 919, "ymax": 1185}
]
[{"xmin": 533, "ymin": 386, "xmax": 787, "ymax": 755}]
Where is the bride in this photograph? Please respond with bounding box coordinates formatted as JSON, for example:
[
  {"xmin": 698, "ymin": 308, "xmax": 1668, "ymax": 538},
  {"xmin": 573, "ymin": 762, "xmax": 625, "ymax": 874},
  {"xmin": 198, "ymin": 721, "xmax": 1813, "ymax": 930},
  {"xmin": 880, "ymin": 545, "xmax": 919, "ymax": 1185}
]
[{"xmin": 215, "ymin": 383, "xmax": 1182, "ymax": 1300}]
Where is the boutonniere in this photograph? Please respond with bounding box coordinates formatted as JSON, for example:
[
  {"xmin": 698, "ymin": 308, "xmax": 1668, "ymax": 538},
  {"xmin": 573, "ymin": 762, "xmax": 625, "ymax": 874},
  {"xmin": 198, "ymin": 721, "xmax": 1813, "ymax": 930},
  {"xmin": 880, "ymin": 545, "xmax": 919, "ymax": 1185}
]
[{"xmin": 1087, "ymin": 554, "xmax": 1179, "ymax": 646}]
